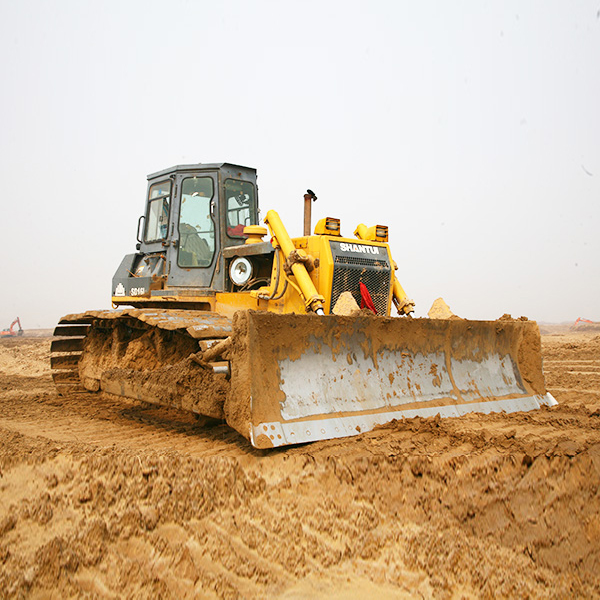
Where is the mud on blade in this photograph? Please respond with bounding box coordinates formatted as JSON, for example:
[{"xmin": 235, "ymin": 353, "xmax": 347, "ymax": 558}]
[{"xmin": 227, "ymin": 312, "xmax": 556, "ymax": 449}]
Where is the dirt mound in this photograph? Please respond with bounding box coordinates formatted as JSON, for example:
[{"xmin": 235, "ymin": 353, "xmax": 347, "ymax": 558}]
[
  {"xmin": 427, "ymin": 297, "xmax": 460, "ymax": 319},
  {"xmin": 573, "ymin": 323, "xmax": 600, "ymax": 333},
  {"xmin": 0, "ymin": 334, "xmax": 599, "ymax": 598}
]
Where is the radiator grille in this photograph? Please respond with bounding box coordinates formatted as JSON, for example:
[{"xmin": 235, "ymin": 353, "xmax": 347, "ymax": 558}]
[{"xmin": 329, "ymin": 242, "xmax": 392, "ymax": 314}]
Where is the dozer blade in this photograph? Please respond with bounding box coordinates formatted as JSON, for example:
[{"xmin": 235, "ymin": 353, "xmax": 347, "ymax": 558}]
[{"xmin": 225, "ymin": 312, "xmax": 556, "ymax": 449}]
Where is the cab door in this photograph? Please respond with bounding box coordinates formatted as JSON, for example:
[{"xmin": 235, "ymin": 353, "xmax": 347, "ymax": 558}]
[{"xmin": 166, "ymin": 172, "xmax": 219, "ymax": 288}]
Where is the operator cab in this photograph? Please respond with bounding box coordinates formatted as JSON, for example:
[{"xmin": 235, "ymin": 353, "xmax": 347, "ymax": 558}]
[{"xmin": 113, "ymin": 163, "xmax": 265, "ymax": 304}]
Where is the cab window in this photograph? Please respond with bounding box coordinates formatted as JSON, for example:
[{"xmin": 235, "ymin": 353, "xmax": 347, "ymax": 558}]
[
  {"xmin": 225, "ymin": 179, "xmax": 256, "ymax": 238},
  {"xmin": 178, "ymin": 177, "xmax": 215, "ymax": 267},
  {"xmin": 145, "ymin": 180, "xmax": 171, "ymax": 242}
]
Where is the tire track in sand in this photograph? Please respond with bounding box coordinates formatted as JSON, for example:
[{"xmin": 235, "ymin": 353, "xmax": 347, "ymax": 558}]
[{"xmin": 0, "ymin": 375, "xmax": 255, "ymax": 458}]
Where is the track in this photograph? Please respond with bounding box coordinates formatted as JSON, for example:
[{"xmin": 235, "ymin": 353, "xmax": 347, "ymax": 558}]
[{"xmin": 0, "ymin": 332, "xmax": 599, "ymax": 598}]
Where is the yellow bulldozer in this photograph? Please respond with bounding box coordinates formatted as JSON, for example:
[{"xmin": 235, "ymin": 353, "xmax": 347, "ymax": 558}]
[{"xmin": 51, "ymin": 162, "xmax": 556, "ymax": 448}]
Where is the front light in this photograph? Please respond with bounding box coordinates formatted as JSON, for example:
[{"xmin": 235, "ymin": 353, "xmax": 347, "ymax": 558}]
[{"xmin": 229, "ymin": 257, "xmax": 253, "ymax": 286}]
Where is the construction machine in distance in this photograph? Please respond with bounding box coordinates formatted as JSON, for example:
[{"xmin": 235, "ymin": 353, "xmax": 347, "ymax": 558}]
[
  {"xmin": 51, "ymin": 163, "xmax": 556, "ymax": 448},
  {"xmin": 1, "ymin": 317, "xmax": 24, "ymax": 337}
]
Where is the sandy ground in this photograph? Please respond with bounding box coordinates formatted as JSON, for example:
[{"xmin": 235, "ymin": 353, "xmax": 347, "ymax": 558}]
[{"xmin": 0, "ymin": 326, "xmax": 599, "ymax": 598}]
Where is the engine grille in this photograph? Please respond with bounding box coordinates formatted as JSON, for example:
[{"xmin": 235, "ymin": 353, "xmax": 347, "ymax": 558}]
[{"xmin": 329, "ymin": 241, "xmax": 392, "ymax": 314}]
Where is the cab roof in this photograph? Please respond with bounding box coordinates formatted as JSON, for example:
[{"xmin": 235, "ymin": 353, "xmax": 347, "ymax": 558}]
[{"xmin": 147, "ymin": 162, "xmax": 257, "ymax": 180}]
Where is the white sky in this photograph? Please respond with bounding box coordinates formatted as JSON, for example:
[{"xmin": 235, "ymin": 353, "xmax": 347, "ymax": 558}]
[{"xmin": 1, "ymin": 0, "xmax": 599, "ymax": 328}]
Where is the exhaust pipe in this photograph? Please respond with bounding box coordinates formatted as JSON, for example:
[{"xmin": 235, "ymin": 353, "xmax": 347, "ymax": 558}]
[{"xmin": 303, "ymin": 189, "xmax": 317, "ymax": 236}]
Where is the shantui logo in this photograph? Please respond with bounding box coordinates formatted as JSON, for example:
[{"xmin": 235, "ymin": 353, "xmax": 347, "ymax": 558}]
[{"xmin": 339, "ymin": 242, "xmax": 380, "ymax": 255}]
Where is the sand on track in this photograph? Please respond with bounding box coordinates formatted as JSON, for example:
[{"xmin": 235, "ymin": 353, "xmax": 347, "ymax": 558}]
[{"xmin": 0, "ymin": 329, "xmax": 599, "ymax": 598}]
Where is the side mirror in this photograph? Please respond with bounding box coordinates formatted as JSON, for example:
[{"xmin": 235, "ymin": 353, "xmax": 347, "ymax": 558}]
[{"xmin": 136, "ymin": 215, "xmax": 146, "ymax": 243}]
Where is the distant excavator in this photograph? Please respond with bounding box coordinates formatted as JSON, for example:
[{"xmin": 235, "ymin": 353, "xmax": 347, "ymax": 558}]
[
  {"xmin": 573, "ymin": 317, "xmax": 600, "ymax": 329},
  {"xmin": 51, "ymin": 162, "xmax": 556, "ymax": 448},
  {"xmin": 574, "ymin": 317, "xmax": 597, "ymax": 325},
  {"xmin": 1, "ymin": 317, "xmax": 24, "ymax": 337}
]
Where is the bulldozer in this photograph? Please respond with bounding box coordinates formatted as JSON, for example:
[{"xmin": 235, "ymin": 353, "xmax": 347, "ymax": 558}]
[{"xmin": 51, "ymin": 162, "xmax": 556, "ymax": 448}]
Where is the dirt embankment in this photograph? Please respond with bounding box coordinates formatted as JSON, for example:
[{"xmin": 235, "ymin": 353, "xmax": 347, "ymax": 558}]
[{"xmin": 0, "ymin": 333, "xmax": 599, "ymax": 598}]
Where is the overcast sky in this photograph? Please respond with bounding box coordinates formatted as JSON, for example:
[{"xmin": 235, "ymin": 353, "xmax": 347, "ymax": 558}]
[{"xmin": 1, "ymin": 0, "xmax": 598, "ymax": 328}]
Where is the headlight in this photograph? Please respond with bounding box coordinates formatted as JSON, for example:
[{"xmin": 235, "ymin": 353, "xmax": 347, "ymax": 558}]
[{"xmin": 229, "ymin": 257, "xmax": 253, "ymax": 286}]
